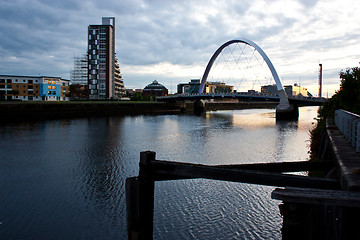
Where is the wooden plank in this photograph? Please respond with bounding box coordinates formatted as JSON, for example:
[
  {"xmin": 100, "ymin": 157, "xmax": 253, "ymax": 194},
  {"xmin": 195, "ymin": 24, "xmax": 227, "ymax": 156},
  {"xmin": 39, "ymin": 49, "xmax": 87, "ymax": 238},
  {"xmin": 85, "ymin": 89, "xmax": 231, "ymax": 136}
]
[
  {"xmin": 216, "ymin": 161, "xmax": 333, "ymax": 173},
  {"xmin": 272, "ymin": 187, "xmax": 360, "ymax": 207},
  {"xmin": 150, "ymin": 160, "xmax": 340, "ymax": 190}
]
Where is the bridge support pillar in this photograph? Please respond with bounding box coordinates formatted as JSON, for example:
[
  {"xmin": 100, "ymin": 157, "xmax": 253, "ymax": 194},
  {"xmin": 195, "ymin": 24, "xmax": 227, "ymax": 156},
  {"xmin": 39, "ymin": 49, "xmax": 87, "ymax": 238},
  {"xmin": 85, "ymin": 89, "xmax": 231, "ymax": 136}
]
[
  {"xmin": 276, "ymin": 90, "xmax": 299, "ymax": 120},
  {"xmin": 194, "ymin": 100, "xmax": 206, "ymax": 115},
  {"xmin": 276, "ymin": 105, "xmax": 299, "ymax": 120}
]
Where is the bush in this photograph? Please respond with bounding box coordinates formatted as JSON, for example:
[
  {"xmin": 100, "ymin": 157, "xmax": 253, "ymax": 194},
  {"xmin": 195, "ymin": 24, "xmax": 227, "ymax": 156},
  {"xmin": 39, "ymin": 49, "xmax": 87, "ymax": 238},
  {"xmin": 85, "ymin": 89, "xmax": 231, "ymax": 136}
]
[{"xmin": 309, "ymin": 66, "xmax": 360, "ymax": 161}]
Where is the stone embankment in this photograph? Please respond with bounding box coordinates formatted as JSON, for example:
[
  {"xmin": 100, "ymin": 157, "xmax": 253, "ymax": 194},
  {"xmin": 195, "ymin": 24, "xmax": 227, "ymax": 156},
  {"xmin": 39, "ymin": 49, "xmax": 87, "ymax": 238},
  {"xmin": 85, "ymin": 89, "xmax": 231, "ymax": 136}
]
[{"xmin": 0, "ymin": 101, "xmax": 182, "ymax": 121}]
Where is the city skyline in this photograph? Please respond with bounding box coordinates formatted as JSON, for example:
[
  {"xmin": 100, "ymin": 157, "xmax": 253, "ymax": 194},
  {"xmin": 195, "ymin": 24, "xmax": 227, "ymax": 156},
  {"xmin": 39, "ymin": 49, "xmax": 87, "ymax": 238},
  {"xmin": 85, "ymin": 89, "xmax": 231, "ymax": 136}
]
[{"xmin": 1, "ymin": 0, "xmax": 360, "ymax": 96}]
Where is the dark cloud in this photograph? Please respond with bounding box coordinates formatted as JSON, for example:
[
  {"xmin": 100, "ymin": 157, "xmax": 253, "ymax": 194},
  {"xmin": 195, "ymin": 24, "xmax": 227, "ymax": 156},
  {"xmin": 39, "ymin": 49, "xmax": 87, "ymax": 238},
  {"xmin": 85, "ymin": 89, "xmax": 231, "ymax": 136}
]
[{"xmin": 0, "ymin": 0, "xmax": 358, "ymax": 93}]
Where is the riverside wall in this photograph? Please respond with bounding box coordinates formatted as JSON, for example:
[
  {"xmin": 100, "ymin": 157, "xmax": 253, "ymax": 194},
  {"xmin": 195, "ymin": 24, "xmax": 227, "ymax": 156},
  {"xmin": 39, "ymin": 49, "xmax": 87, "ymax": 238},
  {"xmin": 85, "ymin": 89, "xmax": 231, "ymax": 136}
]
[{"xmin": 0, "ymin": 101, "xmax": 182, "ymax": 121}]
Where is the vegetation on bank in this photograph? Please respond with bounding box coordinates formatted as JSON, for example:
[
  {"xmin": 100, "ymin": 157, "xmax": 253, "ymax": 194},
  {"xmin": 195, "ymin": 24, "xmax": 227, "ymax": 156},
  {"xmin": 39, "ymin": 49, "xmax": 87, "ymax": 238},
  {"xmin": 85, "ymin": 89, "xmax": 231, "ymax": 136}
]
[{"xmin": 309, "ymin": 67, "xmax": 360, "ymax": 161}]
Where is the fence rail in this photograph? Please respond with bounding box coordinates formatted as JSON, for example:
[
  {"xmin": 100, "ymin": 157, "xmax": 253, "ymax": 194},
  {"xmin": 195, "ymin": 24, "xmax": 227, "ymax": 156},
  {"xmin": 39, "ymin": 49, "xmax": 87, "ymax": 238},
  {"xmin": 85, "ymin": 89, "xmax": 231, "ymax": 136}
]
[{"xmin": 334, "ymin": 109, "xmax": 360, "ymax": 152}]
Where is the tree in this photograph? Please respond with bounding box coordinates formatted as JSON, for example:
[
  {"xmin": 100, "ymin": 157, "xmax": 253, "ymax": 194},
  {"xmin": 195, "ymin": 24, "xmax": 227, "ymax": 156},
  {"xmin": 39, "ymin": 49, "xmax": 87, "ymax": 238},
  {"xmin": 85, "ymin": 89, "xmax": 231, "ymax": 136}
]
[
  {"xmin": 310, "ymin": 66, "xmax": 360, "ymax": 161},
  {"xmin": 321, "ymin": 67, "xmax": 360, "ymax": 118},
  {"xmin": 337, "ymin": 67, "xmax": 360, "ymax": 114}
]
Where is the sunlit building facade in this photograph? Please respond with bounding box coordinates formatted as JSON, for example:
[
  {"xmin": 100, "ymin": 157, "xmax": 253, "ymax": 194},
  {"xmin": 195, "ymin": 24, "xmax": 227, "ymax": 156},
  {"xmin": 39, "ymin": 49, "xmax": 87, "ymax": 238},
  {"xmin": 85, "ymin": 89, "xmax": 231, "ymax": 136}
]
[
  {"xmin": 284, "ymin": 84, "xmax": 308, "ymax": 96},
  {"xmin": 177, "ymin": 79, "xmax": 233, "ymax": 94}
]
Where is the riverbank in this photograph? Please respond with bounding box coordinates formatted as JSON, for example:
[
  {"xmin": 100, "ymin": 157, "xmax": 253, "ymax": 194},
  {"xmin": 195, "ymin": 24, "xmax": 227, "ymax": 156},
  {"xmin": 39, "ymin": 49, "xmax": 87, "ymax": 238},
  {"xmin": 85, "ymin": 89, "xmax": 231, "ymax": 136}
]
[
  {"xmin": 0, "ymin": 101, "xmax": 181, "ymax": 121},
  {"xmin": 0, "ymin": 101, "xmax": 280, "ymax": 121}
]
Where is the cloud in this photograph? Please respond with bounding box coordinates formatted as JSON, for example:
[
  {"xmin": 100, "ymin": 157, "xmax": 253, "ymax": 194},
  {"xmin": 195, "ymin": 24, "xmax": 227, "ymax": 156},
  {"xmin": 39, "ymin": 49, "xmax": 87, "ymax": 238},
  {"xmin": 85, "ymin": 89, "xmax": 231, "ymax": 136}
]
[{"xmin": 0, "ymin": 0, "xmax": 359, "ymax": 96}]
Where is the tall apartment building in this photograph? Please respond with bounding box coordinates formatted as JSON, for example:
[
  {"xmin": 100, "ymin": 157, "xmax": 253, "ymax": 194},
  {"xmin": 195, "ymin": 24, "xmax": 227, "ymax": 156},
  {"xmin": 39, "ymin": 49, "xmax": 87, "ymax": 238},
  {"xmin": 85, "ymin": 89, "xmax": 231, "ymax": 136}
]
[
  {"xmin": 88, "ymin": 17, "xmax": 114, "ymax": 99},
  {"xmin": 0, "ymin": 75, "xmax": 70, "ymax": 101}
]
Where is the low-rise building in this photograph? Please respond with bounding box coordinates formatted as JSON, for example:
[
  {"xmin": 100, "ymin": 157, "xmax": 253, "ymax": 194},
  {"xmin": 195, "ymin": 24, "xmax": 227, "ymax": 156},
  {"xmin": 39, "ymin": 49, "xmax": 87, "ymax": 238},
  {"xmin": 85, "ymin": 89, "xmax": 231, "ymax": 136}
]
[
  {"xmin": 261, "ymin": 84, "xmax": 310, "ymax": 97},
  {"xmin": 177, "ymin": 79, "xmax": 233, "ymax": 94},
  {"xmin": 0, "ymin": 75, "xmax": 70, "ymax": 101},
  {"xmin": 177, "ymin": 79, "xmax": 201, "ymax": 94},
  {"xmin": 284, "ymin": 84, "xmax": 308, "ymax": 96},
  {"xmin": 261, "ymin": 84, "xmax": 279, "ymax": 95},
  {"xmin": 205, "ymin": 81, "xmax": 233, "ymax": 94},
  {"xmin": 143, "ymin": 80, "xmax": 168, "ymax": 96}
]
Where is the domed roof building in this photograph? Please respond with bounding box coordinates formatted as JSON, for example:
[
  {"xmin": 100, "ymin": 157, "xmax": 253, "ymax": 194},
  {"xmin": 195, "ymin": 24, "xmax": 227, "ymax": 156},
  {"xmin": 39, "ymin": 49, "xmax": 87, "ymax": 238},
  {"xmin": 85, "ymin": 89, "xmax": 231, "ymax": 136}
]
[{"xmin": 143, "ymin": 80, "xmax": 168, "ymax": 96}]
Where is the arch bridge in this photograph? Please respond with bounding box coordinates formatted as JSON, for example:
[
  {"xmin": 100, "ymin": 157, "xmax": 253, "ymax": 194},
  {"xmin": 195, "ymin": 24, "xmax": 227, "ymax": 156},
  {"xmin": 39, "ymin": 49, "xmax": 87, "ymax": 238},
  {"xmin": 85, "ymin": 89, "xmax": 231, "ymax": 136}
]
[{"xmin": 159, "ymin": 39, "xmax": 324, "ymax": 119}]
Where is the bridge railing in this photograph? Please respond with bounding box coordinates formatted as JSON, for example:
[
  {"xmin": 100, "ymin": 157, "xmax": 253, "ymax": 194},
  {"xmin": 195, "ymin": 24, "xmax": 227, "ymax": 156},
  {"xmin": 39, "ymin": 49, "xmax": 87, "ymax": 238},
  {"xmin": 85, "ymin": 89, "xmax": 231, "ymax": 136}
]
[{"xmin": 335, "ymin": 109, "xmax": 360, "ymax": 152}]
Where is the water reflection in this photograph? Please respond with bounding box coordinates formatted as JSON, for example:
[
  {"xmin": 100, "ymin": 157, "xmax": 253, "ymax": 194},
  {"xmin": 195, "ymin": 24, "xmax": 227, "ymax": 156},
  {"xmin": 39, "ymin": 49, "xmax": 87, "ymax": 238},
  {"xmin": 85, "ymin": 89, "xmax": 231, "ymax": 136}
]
[{"xmin": 0, "ymin": 107, "xmax": 318, "ymax": 240}]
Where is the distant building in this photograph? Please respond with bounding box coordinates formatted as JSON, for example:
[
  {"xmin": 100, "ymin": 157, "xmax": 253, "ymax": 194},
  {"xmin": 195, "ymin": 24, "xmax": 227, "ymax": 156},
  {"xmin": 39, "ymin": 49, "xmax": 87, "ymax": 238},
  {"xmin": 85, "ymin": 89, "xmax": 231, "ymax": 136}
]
[
  {"xmin": 284, "ymin": 84, "xmax": 308, "ymax": 96},
  {"xmin": 261, "ymin": 84, "xmax": 279, "ymax": 95},
  {"xmin": 205, "ymin": 81, "xmax": 233, "ymax": 93},
  {"xmin": 0, "ymin": 75, "xmax": 70, "ymax": 101},
  {"xmin": 143, "ymin": 80, "xmax": 168, "ymax": 96},
  {"xmin": 177, "ymin": 79, "xmax": 233, "ymax": 94},
  {"xmin": 125, "ymin": 88, "xmax": 143, "ymax": 96},
  {"xmin": 261, "ymin": 84, "xmax": 309, "ymax": 97},
  {"xmin": 177, "ymin": 79, "xmax": 201, "ymax": 94}
]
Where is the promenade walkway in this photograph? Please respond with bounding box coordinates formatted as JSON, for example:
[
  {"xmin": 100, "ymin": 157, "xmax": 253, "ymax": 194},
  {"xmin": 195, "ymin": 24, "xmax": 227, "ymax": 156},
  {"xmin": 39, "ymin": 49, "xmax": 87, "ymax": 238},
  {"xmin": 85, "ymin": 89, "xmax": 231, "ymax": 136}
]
[{"xmin": 328, "ymin": 110, "xmax": 360, "ymax": 191}]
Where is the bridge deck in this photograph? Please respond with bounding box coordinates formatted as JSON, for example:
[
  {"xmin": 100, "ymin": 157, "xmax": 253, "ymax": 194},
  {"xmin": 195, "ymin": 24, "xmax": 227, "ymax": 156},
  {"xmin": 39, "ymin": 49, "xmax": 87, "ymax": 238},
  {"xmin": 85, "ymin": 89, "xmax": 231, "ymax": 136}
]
[{"xmin": 157, "ymin": 93, "xmax": 325, "ymax": 106}]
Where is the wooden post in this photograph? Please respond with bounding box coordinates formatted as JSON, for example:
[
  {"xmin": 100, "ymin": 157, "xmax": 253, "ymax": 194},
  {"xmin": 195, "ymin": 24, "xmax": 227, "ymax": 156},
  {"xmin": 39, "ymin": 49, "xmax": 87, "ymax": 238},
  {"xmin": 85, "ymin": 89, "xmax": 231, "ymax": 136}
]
[{"xmin": 126, "ymin": 151, "xmax": 155, "ymax": 240}]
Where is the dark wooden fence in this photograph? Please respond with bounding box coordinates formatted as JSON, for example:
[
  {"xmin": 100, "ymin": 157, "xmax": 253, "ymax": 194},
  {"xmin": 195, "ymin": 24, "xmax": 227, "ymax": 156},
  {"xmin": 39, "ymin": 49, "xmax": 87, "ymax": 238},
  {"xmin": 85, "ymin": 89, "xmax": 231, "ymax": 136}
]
[{"xmin": 126, "ymin": 151, "xmax": 347, "ymax": 240}]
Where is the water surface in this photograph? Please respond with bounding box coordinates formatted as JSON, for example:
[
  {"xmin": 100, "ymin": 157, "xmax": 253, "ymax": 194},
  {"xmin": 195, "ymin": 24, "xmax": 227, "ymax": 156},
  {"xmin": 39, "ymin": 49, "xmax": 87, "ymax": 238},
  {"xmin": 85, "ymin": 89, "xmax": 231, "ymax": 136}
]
[{"xmin": 0, "ymin": 107, "xmax": 318, "ymax": 239}]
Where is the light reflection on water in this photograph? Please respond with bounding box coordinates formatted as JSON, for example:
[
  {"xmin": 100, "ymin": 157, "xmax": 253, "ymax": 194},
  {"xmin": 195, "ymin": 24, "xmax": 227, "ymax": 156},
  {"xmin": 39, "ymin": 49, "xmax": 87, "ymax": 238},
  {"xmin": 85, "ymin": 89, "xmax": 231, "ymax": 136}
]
[{"xmin": 0, "ymin": 107, "xmax": 318, "ymax": 239}]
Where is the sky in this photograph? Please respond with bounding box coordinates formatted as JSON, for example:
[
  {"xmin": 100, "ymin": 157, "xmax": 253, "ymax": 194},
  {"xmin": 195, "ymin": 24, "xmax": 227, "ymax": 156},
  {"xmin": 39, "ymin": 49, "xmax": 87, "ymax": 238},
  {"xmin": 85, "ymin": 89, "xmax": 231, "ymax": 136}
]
[{"xmin": 1, "ymin": 0, "xmax": 360, "ymax": 96}]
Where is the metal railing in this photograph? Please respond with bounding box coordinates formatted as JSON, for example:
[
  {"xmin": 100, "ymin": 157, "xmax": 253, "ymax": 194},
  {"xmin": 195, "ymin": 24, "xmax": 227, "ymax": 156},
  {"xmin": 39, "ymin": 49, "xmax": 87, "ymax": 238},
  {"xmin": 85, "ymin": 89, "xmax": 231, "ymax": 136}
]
[{"xmin": 334, "ymin": 109, "xmax": 360, "ymax": 152}]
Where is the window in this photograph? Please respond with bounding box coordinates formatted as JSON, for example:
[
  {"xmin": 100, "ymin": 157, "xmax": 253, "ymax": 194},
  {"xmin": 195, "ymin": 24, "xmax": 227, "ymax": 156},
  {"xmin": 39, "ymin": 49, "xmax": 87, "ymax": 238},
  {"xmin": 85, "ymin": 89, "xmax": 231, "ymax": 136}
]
[
  {"xmin": 48, "ymin": 86, "xmax": 52, "ymax": 89},
  {"xmin": 53, "ymin": 91, "xmax": 56, "ymax": 95},
  {"xmin": 48, "ymin": 91, "xmax": 52, "ymax": 95},
  {"xmin": 52, "ymin": 86, "xmax": 56, "ymax": 89}
]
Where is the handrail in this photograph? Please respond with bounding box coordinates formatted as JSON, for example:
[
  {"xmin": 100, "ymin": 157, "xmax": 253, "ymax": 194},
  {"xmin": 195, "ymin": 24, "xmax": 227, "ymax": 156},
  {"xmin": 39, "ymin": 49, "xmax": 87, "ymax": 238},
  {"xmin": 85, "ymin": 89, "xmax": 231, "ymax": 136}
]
[{"xmin": 334, "ymin": 109, "xmax": 360, "ymax": 152}]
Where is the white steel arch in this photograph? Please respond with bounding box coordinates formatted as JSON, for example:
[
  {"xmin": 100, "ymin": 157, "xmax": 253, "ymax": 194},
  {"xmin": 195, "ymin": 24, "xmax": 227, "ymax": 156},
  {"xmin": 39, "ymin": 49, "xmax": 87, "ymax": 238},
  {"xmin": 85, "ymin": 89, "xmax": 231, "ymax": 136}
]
[
  {"xmin": 199, "ymin": 39, "xmax": 284, "ymax": 93},
  {"xmin": 199, "ymin": 39, "xmax": 290, "ymax": 110}
]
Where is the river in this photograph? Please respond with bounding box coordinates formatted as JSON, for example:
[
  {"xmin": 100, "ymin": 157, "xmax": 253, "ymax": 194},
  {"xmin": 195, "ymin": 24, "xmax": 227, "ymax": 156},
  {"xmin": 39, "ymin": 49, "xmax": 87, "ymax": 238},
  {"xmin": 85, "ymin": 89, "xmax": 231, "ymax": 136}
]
[{"xmin": 0, "ymin": 107, "xmax": 318, "ymax": 239}]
